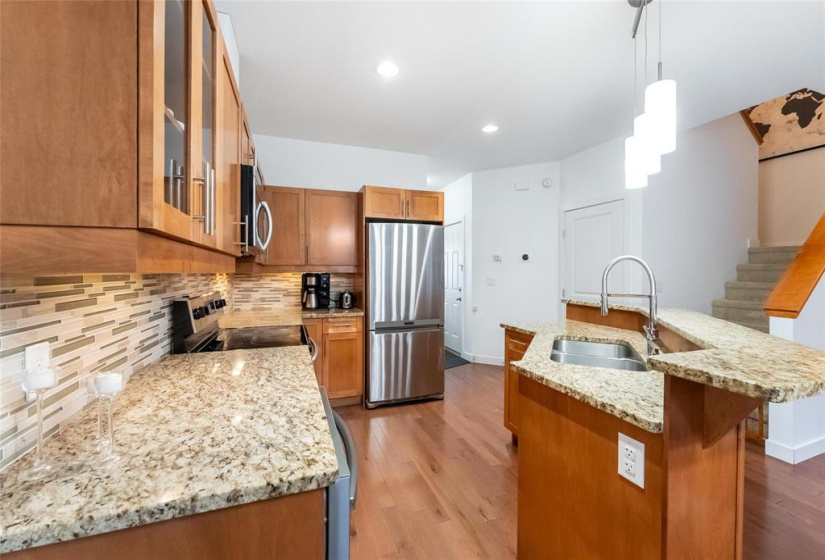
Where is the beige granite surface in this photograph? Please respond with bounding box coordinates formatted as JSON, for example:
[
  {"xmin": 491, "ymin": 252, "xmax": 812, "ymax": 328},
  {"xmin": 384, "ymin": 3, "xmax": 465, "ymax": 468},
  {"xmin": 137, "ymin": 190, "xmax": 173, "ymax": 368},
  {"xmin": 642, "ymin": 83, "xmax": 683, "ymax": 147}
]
[
  {"xmin": 505, "ymin": 320, "xmax": 664, "ymax": 432},
  {"xmin": 504, "ymin": 300, "xmax": 825, "ymax": 434},
  {"xmin": 218, "ymin": 308, "xmax": 363, "ymax": 329},
  {"xmin": 300, "ymin": 307, "xmax": 364, "ymax": 319},
  {"xmin": 565, "ymin": 299, "xmax": 825, "ymax": 402},
  {"xmin": 0, "ymin": 347, "xmax": 338, "ymax": 554}
]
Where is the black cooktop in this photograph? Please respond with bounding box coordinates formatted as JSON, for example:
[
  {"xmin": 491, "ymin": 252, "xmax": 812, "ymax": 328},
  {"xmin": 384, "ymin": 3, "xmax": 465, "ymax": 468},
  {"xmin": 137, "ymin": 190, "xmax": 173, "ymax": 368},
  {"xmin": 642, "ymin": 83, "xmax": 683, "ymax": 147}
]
[{"xmin": 220, "ymin": 325, "xmax": 309, "ymax": 352}]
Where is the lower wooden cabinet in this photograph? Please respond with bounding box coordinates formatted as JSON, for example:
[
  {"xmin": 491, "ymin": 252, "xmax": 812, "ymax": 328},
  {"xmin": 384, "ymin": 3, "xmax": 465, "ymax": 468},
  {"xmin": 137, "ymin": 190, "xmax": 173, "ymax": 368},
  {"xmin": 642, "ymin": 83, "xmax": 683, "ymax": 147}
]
[
  {"xmin": 504, "ymin": 328, "xmax": 534, "ymax": 440},
  {"xmin": 304, "ymin": 317, "xmax": 364, "ymax": 405}
]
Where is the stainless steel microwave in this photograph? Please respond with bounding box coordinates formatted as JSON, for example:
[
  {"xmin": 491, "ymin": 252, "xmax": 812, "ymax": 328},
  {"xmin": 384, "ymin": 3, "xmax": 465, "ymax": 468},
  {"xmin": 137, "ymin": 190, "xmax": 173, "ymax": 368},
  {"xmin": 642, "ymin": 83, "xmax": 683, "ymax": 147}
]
[{"xmin": 240, "ymin": 160, "xmax": 272, "ymax": 255}]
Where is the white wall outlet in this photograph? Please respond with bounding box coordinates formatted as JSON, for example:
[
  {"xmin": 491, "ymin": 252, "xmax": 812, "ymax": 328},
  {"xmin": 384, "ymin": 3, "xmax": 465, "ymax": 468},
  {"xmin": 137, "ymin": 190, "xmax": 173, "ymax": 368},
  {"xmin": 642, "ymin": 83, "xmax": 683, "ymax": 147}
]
[
  {"xmin": 25, "ymin": 342, "xmax": 50, "ymax": 371},
  {"xmin": 486, "ymin": 277, "xmax": 496, "ymax": 287},
  {"xmin": 513, "ymin": 180, "xmax": 530, "ymax": 191},
  {"xmin": 618, "ymin": 433, "xmax": 645, "ymax": 488}
]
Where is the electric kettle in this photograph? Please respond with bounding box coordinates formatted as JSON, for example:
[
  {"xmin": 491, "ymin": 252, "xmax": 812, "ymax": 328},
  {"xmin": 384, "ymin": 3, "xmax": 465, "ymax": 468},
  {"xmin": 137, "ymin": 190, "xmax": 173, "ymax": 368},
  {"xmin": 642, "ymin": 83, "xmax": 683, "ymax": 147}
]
[{"xmin": 340, "ymin": 291, "xmax": 354, "ymax": 310}]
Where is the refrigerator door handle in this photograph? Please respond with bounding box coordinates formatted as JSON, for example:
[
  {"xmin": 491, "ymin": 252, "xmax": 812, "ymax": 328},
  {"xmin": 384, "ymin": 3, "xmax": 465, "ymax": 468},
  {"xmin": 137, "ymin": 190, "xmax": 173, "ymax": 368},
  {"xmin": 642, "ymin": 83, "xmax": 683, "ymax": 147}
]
[
  {"xmin": 374, "ymin": 319, "xmax": 442, "ymax": 330},
  {"xmin": 373, "ymin": 325, "xmax": 443, "ymax": 334}
]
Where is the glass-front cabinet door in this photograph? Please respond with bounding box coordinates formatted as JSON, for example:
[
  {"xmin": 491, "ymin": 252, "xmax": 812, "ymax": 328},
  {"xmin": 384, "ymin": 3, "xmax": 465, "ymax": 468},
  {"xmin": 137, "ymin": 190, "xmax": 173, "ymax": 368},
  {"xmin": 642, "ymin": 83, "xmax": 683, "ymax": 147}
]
[
  {"xmin": 139, "ymin": 0, "xmax": 223, "ymax": 248},
  {"xmin": 189, "ymin": 0, "xmax": 218, "ymax": 247},
  {"xmin": 164, "ymin": 0, "xmax": 188, "ymax": 215}
]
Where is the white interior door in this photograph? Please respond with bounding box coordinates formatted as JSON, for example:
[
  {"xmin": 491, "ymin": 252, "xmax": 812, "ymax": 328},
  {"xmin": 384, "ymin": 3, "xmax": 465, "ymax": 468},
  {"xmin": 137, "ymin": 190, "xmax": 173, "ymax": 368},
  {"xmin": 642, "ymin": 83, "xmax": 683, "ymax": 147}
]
[
  {"xmin": 444, "ymin": 221, "xmax": 464, "ymax": 354},
  {"xmin": 564, "ymin": 200, "xmax": 625, "ymax": 303}
]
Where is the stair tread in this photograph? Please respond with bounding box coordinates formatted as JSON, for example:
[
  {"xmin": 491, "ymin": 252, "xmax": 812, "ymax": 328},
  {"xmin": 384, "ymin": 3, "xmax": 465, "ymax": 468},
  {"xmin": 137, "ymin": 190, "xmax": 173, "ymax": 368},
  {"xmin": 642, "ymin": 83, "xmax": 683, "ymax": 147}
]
[
  {"xmin": 724, "ymin": 281, "xmax": 775, "ymax": 289},
  {"xmin": 748, "ymin": 245, "xmax": 801, "ymax": 253},
  {"xmin": 737, "ymin": 263, "xmax": 788, "ymax": 271},
  {"xmin": 712, "ymin": 299, "xmax": 766, "ymax": 309}
]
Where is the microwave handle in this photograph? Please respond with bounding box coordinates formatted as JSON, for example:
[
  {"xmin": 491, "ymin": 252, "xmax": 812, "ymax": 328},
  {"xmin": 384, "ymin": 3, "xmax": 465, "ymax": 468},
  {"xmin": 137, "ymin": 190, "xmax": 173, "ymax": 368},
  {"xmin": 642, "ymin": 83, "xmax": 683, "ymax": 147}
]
[{"xmin": 257, "ymin": 200, "xmax": 273, "ymax": 251}]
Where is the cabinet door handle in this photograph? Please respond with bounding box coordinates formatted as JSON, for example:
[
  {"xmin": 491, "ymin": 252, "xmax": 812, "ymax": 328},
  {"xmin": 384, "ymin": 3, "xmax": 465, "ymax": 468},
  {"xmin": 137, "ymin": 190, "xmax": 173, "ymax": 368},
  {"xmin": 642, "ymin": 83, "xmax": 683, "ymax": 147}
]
[
  {"xmin": 406, "ymin": 199, "xmax": 410, "ymax": 217},
  {"xmin": 192, "ymin": 175, "xmax": 207, "ymax": 223},
  {"xmin": 210, "ymin": 166, "xmax": 216, "ymax": 236},
  {"xmin": 305, "ymin": 244, "xmax": 309, "ymax": 263}
]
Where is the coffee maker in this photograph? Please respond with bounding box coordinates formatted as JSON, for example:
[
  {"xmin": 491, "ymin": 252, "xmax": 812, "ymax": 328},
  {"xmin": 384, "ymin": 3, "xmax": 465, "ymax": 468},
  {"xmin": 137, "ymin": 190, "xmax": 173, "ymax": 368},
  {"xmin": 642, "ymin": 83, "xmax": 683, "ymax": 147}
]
[{"xmin": 301, "ymin": 273, "xmax": 330, "ymax": 309}]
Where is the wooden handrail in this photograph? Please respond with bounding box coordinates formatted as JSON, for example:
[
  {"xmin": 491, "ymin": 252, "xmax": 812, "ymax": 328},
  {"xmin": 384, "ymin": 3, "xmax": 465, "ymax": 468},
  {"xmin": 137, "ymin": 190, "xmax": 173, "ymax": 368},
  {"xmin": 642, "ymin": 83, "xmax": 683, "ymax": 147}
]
[{"xmin": 764, "ymin": 211, "xmax": 825, "ymax": 319}]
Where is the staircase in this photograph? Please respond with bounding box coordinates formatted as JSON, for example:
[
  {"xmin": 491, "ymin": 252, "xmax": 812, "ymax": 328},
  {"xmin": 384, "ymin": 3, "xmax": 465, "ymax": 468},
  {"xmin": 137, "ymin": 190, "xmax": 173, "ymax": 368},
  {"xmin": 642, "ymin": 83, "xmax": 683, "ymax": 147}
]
[{"xmin": 712, "ymin": 246, "xmax": 800, "ymax": 333}]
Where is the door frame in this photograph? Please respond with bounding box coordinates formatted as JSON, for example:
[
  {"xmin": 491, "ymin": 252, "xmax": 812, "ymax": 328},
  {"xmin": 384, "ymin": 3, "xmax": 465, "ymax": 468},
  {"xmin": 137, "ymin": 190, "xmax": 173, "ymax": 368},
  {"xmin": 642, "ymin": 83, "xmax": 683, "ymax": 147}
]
[{"xmin": 444, "ymin": 219, "xmax": 469, "ymax": 360}]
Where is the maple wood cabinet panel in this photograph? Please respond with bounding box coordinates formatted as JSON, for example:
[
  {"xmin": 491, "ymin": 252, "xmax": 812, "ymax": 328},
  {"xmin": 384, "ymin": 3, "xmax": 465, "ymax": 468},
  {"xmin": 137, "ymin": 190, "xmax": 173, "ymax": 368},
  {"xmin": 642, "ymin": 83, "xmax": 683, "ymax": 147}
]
[
  {"xmin": 361, "ymin": 186, "xmax": 444, "ymax": 223},
  {"xmin": 504, "ymin": 328, "xmax": 534, "ymax": 438},
  {"xmin": 305, "ymin": 190, "xmax": 359, "ymax": 266},
  {"xmin": 405, "ymin": 189, "xmax": 444, "ymax": 223},
  {"xmin": 215, "ymin": 42, "xmax": 242, "ymax": 256},
  {"xmin": 0, "ymin": 0, "xmax": 138, "ymax": 228},
  {"xmin": 362, "ymin": 186, "xmax": 407, "ymax": 220},
  {"xmin": 260, "ymin": 187, "xmax": 306, "ymax": 265},
  {"xmin": 303, "ymin": 317, "xmax": 364, "ymax": 404}
]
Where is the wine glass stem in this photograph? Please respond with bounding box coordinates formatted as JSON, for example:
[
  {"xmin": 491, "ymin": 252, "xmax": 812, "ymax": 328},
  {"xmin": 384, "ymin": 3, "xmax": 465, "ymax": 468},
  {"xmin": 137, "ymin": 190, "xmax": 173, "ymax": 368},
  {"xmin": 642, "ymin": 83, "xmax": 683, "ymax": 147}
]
[
  {"xmin": 97, "ymin": 398, "xmax": 103, "ymax": 439},
  {"xmin": 107, "ymin": 397, "xmax": 115, "ymax": 452},
  {"xmin": 35, "ymin": 393, "xmax": 44, "ymax": 463}
]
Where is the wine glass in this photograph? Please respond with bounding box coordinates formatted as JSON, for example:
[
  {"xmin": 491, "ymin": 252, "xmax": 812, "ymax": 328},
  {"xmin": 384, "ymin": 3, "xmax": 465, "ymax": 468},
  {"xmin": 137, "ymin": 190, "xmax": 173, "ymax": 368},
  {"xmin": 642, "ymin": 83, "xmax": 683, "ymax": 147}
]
[
  {"xmin": 94, "ymin": 372, "xmax": 125, "ymax": 466},
  {"xmin": 84, "ymin": 376, "xmax": 107, "ymax": 452},
  {"xmin": 18, "ymin": 368, "xmax": 57, "ymax": 482}
]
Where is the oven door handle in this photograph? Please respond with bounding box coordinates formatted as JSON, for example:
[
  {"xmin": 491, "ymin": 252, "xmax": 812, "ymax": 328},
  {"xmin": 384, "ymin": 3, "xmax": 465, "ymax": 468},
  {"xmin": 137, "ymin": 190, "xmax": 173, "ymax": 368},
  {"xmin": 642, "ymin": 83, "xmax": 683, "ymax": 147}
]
[{"xmin": 332, "ymin": 409, "xmax": 357, "ymax": 510}]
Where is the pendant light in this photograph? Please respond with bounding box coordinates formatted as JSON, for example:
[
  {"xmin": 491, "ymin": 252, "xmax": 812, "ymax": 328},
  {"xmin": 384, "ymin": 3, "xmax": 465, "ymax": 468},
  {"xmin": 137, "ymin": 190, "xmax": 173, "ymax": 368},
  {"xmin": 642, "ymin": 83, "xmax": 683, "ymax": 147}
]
[
  {"xmin": 644, "ymin": 0, "xmax": 676, "ymax": 155},
  {"xmin": 625, "ymin": 0, "xmax": 676, "ymax": 189}
]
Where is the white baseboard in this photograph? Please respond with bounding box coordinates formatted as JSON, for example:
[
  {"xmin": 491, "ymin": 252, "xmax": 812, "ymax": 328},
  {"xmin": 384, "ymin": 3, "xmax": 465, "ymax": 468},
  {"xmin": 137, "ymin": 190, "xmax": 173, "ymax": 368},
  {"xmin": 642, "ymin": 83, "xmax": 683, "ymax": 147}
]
[
  {"xmin": 765, "ymin": 435, "xmax": 825, "ymax": 464},
  {"xmin": 472, "ymin": 354, "xmax": 504, "ymax": 366}
]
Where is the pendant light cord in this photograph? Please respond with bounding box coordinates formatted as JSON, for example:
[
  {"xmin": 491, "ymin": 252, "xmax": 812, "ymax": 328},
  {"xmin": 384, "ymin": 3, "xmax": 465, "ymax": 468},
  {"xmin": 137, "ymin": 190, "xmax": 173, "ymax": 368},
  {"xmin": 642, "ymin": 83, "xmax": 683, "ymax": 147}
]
[{"xmin": 644, "ymin": 0, "xmax": 649, "ymax": 86}]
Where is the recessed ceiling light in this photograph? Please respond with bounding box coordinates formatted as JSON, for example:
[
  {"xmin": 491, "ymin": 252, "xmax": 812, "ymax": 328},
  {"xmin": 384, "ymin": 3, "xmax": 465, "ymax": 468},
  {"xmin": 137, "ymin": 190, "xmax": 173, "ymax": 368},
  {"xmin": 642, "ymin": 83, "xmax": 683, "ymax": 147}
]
[
  {"xmin": 482, "ymin": 124, "xmax": 499, "ymax": 133},
  {"xmin": 376, "ymin": 61, "xmax": 399, "ymax": 78}
]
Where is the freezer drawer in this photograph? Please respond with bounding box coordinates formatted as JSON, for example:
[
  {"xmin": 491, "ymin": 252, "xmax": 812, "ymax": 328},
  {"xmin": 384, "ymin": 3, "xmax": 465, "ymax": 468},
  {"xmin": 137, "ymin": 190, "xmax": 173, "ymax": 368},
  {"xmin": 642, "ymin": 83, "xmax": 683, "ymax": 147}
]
[{"xmin": 367, "ymin": 327, "xmax": 445, "ymax": 407}]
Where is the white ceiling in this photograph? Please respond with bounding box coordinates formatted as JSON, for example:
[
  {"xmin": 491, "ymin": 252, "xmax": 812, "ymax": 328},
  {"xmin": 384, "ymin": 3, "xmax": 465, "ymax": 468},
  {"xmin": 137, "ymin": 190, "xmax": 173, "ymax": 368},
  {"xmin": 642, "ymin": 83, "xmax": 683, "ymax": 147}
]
[{"xmin": 216, "ymin": 1, "xmax": 825, "ymax": 187}]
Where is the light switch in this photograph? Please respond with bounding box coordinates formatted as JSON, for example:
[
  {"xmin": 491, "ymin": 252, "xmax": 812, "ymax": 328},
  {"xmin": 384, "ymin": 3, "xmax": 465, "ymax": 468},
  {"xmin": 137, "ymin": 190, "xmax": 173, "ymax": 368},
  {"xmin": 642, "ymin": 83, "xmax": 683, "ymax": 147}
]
[{"xmin": 618, "ymin": 433, "xmax": 645, "ymax": 488}]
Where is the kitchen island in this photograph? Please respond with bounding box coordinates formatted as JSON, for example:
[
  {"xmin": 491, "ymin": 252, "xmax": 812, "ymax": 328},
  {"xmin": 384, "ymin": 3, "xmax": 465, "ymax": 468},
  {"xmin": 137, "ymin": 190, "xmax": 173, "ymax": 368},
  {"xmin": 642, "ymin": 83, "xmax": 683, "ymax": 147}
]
[
  {"xmin": 503, "ymin": 300, "xmax": 825, "ymax": 559},
  {"xmin": 0, "ymin": 347, "xmax": 338, "ymax": 558}
]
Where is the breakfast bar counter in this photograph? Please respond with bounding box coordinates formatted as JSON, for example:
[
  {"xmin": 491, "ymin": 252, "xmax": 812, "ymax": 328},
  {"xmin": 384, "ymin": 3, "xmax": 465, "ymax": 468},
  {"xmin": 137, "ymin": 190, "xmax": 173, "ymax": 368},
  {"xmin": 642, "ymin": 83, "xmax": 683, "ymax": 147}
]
[{"xmin": 504, "ymin": 300, "xmax": 825, "ymax": 559}]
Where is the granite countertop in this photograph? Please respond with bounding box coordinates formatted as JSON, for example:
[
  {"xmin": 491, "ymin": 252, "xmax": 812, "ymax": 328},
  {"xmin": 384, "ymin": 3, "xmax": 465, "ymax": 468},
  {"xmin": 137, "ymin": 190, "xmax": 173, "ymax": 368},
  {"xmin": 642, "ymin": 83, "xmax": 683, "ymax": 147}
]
[
  {"xmin": 218, "ymin": 308, "xmax": 364, "ymax": 329},
  {"xmin": 503, "ymin": 300, "xmax": 825, "ymax": 433},
  {"xmin": 506, "ymin": 320, "xmax": 664, "ymax": 432},
  {"xmin": 0, "ymin": 347, "xmax": 339, "ymax": 554}
]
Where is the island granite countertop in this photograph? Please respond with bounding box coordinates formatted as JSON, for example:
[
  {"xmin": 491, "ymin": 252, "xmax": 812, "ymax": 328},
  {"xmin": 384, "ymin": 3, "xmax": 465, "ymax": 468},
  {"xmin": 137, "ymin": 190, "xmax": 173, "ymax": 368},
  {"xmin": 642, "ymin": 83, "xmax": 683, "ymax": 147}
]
[
  {"xmin": 503, "ymin": 301, "xmax": 825, "ymax": 433},
  {"xmin": 0, "ymin": 347, "xmax": 339, "ymax": 554}
]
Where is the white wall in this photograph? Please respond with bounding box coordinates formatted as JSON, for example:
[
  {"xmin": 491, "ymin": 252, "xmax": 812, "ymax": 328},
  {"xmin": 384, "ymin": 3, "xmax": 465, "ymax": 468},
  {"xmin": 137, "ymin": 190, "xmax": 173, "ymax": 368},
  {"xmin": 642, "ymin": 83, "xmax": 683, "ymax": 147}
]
[
  {"xmin": 468, "ymin": 162, "xmax": 561, "ymax": 364},
  {"xmin": 642, "ymin": 114, "xmax": 758, "ymax": 313},
  {"xmin": 253, "ymin": 135, "xmax": 429, "ymax": 191},
  {"xmin": 766, "ymin": 276, "xmax": 825, "ymax": 464},
  {"xmin": 559, "ymin": 114, "xmax": 758, "ymax": 314},
  {"xmin": 443, "ymin": 174, "xmax": 473, "ymax": 360}
]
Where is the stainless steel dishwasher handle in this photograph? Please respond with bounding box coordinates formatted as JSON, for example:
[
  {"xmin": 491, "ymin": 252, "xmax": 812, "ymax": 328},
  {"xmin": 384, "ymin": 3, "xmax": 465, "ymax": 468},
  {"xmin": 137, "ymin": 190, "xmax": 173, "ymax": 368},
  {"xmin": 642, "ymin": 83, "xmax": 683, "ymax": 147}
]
[
  {"xmin": 308, "ymin": 336, "xmax": 319, "ymax": 363},
  {"xmin": 332, "ymin": 409, "xmax": 357, "ymax": 510}
]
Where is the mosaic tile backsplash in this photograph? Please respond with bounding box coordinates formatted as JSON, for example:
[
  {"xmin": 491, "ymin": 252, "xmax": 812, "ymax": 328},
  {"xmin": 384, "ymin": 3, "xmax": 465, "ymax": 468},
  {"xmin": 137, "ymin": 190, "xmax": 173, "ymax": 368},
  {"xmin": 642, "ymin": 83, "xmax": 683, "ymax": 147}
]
[
  {"xmin": 0, "ymin": 272, "xmax": 353, "ymax": 471},
  {"xmin": 233, "ymin": 273, "xmax": 354, "ymax": 311},
  {"xmin": 0, "ymin": 273, "xmax": 235, "ymax": 471}
]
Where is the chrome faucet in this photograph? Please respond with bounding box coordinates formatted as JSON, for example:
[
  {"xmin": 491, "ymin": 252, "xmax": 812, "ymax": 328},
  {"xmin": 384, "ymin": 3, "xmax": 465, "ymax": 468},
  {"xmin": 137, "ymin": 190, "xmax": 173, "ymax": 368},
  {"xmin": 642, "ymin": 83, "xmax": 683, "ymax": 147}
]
[{"xmin": 600, "ymin": 255, "xmax": 660, "ymax": 355}]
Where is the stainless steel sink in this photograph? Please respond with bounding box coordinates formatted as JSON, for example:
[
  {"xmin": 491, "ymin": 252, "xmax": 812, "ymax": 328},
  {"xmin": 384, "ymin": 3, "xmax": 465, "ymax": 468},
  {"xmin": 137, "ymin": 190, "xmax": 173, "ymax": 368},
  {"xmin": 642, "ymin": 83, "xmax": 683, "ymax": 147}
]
[{"xmin": 550, "ymin": 339, "xmax": 647, "ymax": 371}]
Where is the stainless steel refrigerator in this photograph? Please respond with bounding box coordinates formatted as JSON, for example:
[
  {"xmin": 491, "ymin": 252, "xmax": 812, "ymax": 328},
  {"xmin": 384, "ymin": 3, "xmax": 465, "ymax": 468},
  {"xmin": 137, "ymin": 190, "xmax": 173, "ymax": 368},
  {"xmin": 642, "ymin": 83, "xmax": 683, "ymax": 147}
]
[{"xmin": 366, "ymin": 222, "xmax": 445, "ymax": 408}]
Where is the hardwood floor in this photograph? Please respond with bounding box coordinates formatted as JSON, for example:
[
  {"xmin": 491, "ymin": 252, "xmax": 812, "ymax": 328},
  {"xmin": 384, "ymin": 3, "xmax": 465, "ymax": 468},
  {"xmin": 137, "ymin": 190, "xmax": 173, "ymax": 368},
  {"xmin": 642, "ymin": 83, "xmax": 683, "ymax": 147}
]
[{"xmin": 337, "ymin": 363, "xmax": 825, "ymax": 559}]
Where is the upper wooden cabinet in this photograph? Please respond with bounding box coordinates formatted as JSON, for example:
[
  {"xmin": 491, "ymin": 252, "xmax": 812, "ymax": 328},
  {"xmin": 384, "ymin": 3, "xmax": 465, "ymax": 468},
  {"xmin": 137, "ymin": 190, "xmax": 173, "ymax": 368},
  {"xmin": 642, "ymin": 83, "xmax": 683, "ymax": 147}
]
[
  {"xmin": 0, "ymin": 0, "xmax": 245, "ymax": 274},
  {"xmin": 362, "ymin": 186, "xmax": 406, "ymax": 220},
  {"xmin": 362, "ymin": 186, "xmax": 444, "ymax": 223},
  {"xmin": 0, "ymin": 1, "xmax": 138, "ymax": 228},
  {"xmin": 406, "ymin": 189, "xmax": 444, "ymax": 222},
  {"xmin": 260, "ymin": 187, "xmax": 305, "ymax": 265},
  {"xmin": 306, "ymin": 190, "xmax": 358, "ymax": 266},
  {"xmin": 253, "ymin": 187, "xmax": 358, "ymax": 269}
]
